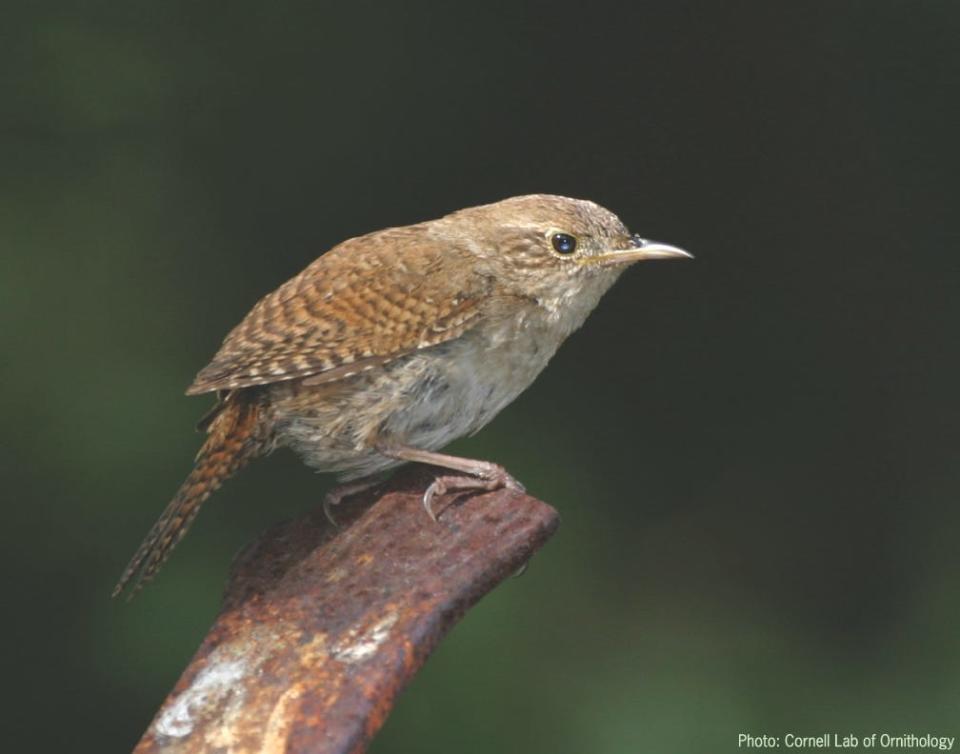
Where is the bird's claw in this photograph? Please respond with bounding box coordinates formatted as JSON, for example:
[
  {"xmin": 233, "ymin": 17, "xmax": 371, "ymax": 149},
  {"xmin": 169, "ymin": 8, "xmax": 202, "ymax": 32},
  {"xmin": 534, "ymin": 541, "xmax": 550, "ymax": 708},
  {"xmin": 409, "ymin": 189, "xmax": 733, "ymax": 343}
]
[
  {"xmin": 323, "ymin": 497, "xmax": 341, "ymax": 528},
  {"xmin": 421, "ymin": 463, "xmax": 524, "ymax": 522},
  {"xmin": 323, "ymin": 478, "xmax": 383, "ymax": 528}
]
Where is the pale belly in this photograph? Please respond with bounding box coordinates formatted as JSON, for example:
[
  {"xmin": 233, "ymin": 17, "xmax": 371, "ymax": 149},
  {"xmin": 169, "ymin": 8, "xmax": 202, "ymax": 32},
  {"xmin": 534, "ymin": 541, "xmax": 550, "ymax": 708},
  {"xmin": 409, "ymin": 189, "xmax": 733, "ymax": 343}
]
[{"xmin": 268, "ymin": 321, "xmax": 561, "ymax": 480}]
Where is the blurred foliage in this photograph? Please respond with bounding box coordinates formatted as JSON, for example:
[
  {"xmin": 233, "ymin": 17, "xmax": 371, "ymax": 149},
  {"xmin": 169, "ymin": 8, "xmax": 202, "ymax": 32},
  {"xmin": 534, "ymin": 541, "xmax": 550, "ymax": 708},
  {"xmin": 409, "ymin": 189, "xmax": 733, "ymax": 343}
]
[{"xmin": 2, "ymin": 2, "xmax": 958, "ymax": 752}]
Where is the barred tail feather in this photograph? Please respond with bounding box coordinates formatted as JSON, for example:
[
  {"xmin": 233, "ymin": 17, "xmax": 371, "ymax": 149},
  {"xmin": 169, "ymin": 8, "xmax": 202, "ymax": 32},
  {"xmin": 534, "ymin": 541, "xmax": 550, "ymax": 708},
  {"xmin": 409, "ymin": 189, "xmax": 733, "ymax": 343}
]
[{"xmin": 113, "ymin": 394, "xmax": 267, "ymax": 599}]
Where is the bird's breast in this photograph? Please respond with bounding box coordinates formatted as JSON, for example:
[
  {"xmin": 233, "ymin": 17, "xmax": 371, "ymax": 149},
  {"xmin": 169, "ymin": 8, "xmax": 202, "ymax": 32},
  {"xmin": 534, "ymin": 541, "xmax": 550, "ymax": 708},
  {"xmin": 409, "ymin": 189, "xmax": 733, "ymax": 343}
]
[{"xmin": 394, "ymin": 310, "xmax": 564, "ymax": 438}]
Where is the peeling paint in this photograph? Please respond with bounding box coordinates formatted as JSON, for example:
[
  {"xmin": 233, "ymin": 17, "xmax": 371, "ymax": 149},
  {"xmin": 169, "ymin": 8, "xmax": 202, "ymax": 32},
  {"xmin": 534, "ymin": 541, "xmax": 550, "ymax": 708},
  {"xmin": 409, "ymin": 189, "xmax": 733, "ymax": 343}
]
[
  {"xmin": 331, "ymin": 611, "xmax": 399, "ymax": 663},
  {"xmin": 154, "ymin": 656, "xmax": 249, "ymax": 738}
]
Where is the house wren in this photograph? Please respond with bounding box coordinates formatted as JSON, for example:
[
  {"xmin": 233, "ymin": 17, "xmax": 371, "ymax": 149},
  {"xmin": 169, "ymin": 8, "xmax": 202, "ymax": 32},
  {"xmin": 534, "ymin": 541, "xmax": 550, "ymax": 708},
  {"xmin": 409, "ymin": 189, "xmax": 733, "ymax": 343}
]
[{"xmin": 114, "ymin": 194, "xmax": 690, "ymax": 597}]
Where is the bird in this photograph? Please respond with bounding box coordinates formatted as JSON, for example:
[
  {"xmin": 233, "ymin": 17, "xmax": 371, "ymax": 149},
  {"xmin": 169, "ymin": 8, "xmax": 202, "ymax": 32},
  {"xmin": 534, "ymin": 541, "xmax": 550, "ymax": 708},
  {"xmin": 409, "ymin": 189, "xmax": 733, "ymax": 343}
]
[{"xmin": 113, "ymin": 194, "xmax": 691, "ymax": 598}]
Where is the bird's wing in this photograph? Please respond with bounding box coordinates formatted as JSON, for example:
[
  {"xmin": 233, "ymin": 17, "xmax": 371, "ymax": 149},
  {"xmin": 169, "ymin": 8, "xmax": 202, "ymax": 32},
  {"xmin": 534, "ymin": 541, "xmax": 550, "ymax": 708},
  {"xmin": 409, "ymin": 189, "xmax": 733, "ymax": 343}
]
[{"xmin": 186, "ymin": 226, "xmax": 490, "ymax": 395}]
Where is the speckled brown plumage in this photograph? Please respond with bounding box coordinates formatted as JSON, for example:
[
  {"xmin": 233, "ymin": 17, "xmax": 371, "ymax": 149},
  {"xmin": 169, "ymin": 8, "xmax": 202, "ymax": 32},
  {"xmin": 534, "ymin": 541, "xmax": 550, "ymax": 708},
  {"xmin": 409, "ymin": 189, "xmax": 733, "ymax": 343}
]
[
  {"xmin": 113, "ymin": 392, "xmax": 272, "ymax": 596},
  {"xmin": 114, "ymin": 194, "xmax": 690, "ymax": 597},
  {"xmin": 187, "ymin": 227, "xmax": 491, "ymax": 394}
]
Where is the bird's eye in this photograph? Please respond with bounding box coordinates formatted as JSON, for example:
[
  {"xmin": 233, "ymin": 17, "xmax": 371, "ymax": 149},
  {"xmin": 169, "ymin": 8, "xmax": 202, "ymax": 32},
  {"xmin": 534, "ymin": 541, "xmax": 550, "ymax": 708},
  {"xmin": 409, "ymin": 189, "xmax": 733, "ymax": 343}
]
[{"xmin": 551, "ymin": 233, "xmax": 578, "ymax": 255}]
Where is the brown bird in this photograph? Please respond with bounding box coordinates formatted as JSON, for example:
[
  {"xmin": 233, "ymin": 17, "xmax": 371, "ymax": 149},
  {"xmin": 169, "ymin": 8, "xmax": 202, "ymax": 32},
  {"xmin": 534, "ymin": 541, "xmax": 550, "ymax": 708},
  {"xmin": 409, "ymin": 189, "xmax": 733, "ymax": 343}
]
[{"xmin": 113, "ymin": 194, "xmax": 690, "ymax": 597}]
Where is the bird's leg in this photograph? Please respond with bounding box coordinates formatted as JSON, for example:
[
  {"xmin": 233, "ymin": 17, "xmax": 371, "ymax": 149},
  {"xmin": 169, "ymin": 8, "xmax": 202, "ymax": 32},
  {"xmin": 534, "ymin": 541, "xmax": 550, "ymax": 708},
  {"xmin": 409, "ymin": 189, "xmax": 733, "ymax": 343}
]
[
  {"xmin": 375, "ymin": 443, "xmax": 525, "ymax": 521},
  {"xmin": 323, "ymin": 477, "xmax": 385, "ymax": 527}
]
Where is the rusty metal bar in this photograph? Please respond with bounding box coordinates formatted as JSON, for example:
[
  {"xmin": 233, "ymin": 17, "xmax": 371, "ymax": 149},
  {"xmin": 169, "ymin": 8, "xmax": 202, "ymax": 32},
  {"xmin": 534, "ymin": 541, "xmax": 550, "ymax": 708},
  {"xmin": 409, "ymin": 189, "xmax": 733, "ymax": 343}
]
[{"xmin": 133, "ymin": 465, "xmax": 560, "ymax": 754}]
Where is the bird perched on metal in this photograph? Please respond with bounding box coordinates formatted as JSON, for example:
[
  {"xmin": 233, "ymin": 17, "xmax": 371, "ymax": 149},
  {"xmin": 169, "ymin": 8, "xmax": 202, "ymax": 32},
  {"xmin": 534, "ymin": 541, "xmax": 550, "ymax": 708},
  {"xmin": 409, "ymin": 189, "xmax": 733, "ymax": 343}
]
[{"xmin": 113, "ymin": 194, "xmax": 691, "ymax": 597}]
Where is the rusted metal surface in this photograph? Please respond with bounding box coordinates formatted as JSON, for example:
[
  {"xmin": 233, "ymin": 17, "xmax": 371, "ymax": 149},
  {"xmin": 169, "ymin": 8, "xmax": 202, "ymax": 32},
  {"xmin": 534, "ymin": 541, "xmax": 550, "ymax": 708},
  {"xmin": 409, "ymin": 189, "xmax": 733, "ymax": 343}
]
[{"xmin": 133, "ymin": 466, "xmax": 560, "ymax": 754}]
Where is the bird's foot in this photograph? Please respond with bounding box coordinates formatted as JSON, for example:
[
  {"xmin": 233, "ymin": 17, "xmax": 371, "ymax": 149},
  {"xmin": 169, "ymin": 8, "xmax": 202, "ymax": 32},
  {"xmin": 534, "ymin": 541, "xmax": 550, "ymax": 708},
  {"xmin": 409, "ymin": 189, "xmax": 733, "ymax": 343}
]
[
  {"xmin": 323, "ymin": 477, "xmax": 384, "ymax": 527},
  {"xmin": 422, "ymin": 462, "xmax": 525, "ymax": 522},
  {"xmin": 372, "ymin": 441, "xmax": 527, "ymax": 522}
]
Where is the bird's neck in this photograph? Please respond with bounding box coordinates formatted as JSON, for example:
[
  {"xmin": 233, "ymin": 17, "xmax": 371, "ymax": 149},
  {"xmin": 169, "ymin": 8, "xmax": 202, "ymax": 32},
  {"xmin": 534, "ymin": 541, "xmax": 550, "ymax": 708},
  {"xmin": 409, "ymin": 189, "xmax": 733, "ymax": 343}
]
[{"xmin": 531, "ymin": 269, "xmax": 623, "ymax": 339}]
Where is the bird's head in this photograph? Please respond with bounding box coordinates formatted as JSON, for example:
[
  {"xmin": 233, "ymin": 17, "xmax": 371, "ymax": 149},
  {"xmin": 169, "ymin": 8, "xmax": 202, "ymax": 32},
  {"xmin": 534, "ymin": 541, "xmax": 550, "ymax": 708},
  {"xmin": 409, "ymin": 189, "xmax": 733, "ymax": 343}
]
[{"xmin": 441, "ymin": 194, "xmax": 691, "ymax": 329}]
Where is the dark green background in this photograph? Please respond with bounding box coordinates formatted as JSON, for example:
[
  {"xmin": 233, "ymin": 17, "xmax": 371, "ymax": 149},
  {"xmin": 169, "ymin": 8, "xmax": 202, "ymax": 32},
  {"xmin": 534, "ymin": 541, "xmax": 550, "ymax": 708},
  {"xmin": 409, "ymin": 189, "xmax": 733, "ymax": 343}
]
[{"xmin": 3, "ymin": 2, "xmax": 958, "ymax": 752}]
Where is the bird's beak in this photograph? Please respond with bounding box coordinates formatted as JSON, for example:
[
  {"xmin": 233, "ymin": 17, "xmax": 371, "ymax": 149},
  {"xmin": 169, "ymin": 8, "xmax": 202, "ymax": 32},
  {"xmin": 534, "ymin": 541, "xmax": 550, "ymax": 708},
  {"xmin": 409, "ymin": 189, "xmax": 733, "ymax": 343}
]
[{"xmin": 586, "ymin": 235, "xmax": 693, "ymax": 268}]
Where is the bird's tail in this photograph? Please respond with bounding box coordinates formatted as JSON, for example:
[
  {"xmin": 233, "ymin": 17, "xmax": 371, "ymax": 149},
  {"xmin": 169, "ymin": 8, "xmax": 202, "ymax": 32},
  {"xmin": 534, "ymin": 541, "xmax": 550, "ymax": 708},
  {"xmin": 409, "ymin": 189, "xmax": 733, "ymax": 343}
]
[{"xmin": 112, "ymin": 392, "xmax": 269, "ymax": 599}]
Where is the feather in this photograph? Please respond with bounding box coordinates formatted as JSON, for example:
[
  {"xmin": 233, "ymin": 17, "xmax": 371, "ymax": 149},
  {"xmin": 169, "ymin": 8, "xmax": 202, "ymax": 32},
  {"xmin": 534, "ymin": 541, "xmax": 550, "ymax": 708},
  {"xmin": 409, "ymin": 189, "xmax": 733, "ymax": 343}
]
[{"xmin": 187, "ymin": 225, "xmax": 490, "ymax": 395}]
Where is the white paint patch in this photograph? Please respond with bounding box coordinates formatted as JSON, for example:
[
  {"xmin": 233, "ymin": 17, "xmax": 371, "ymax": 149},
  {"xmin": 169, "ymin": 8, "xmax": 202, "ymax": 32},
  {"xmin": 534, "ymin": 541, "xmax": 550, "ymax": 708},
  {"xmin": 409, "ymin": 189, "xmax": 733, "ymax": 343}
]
[
  {"xmin": 331, "ymin": 611, "xmax": 399, "ymax": 664},
  {"xmin": 154, "ymin": 656, "xmax": 249, "ymax": 738}
]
